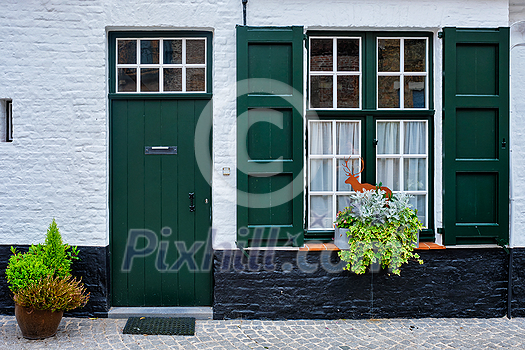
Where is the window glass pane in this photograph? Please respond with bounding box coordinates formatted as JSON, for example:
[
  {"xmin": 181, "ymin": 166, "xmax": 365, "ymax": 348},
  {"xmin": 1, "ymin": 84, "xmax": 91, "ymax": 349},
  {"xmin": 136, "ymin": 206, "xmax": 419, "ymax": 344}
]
[
  {"xmin": 377, "ymin": 158, "xmax": 400, "ymax": 191},
  {"xmin": 310, "ymin": 122, "xmax": 332, "ymax": 155},
  {"xmin": 337, "ymin": 39, "xmax": 359, "ymax": 71},
  {"xmin": 404, "ymin": 39, "xmax": 426, "ymax": 72},
  {"xmin": 186, "ymin": 39, "xmax": 205, "ymax": 64},
  {"xmin": 310, "ymin": 159, "xmax": 333, "ymax": 191},
  {"xmin": 164, "ymin": 40, "xmax": 182, "ymax": 64},
  {"xmin": 337, "ymin": 75, "xmax": 359, "ymax": 108},
  {"xmin": 377, "ymin": 121, "xmax": 400, "ymax": 154},
  {"xmin": 310, "ymin": 39, "xmax": 333, "ymax": 71},
  {"xmin": 140, "ymin": 68, "xmax": 159, "ymax": 92},
  {"xmin": 404, "ymin": 122, "xmax": 426, "ymax": 154},
  {"xmin": 186, "ymin": 68, "xmax": 206, "ymax": 91},
  {"xmin": 378, "ymin": 76, "xmax": 400, "ymax": 108},
  {"xmin": 409, "ymin": 195, "xmax": 426, "ymax": 225},
  {"xmin": 310, "ymin": 195, "xmax": 333, "ymax": 229},
  {"xmin": 337, "ymin": 158, "xmax": 359, "ymax": 191},
  {"xmin": 337, "ymin": 195, "xmax": 352, "ymax": 213},
  {"xmin": 378, "ymin": 39, "xmax": 400, "ymax": 72},
  {"xmin": 140, "ymin": 40, "xmax": 159, "ymax": 64},
  {"xmin": 404, "ymin": 159, "xmax": 426, "ymax": 191},
  {"xmin": 311, "ymin": 75, "xmax": 333, "ymax": 108},
  {"xmin": 336, "ymin": 122, "xmax": 359, "ymax": 155},
  {"xmin": 117, "ymin": 68, "xmax": 137, "ymax": 92},
  {"xmin": 118, "ymin": 40, "xmax": 136, "ymax": 64},
  {"xmin": 404, "ymin": 76, "xmax": 425, "ymax": 108},
  {"xmin": 164, "ymin": 68, "xmax": 182, "ymax": 91}
]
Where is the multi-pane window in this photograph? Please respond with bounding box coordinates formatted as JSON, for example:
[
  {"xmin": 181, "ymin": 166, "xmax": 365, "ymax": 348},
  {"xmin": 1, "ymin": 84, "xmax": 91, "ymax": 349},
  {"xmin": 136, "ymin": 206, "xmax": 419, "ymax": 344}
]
[
  {"xmin": 307, "ymin": 33, "xmax": 432, "ymax": 233},
  {"xmin": 308, "ymin": 121, "xmax": 361, "ymax": 230},
  {"xmin": 116, "ymin": 38, "xmax": 207, "ymax": 93},
  {"xmin": 377, "ymin": 38, "xmax": 428, "ymax": 109},
  {"xmin": 376, "ymin": 120, "xmax": 428, "ymax": 225},
  {"xmin": 309, "ymin": 37, "xmax": 361, "ymax": 109}
]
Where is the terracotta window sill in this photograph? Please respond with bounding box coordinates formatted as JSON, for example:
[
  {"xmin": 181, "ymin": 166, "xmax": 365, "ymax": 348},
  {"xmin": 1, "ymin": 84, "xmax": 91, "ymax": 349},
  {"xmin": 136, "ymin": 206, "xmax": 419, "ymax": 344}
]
[{"xmin": 300, "ymin": 242, "xmax": 445, "ymax": 251}]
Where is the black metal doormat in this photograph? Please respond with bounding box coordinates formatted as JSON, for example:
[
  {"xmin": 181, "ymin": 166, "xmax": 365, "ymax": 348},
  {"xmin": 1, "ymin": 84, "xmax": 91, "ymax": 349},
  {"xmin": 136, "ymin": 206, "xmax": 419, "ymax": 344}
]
[{"xmin": 122, "ymin": 317, "xmax": 195, "ymax": 336}]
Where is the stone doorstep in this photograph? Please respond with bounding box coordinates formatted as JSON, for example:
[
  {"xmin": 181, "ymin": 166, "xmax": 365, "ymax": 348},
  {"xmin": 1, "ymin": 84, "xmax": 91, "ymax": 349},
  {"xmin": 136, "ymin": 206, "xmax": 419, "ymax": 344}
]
[
  {"xmin": 300, "ymin": 242, "xmax": 445, "ymax": 251},
  {"xmin": 107, "ymin": 307, "xmax": 213, "ymax": 320}
]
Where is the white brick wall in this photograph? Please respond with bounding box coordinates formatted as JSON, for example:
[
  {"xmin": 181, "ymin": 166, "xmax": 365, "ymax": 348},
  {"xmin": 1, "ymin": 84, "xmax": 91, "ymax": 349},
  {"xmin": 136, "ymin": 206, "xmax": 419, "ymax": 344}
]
[{"xmin": 0, "ymin": 0, "xmax": 515, "ymax": 248}]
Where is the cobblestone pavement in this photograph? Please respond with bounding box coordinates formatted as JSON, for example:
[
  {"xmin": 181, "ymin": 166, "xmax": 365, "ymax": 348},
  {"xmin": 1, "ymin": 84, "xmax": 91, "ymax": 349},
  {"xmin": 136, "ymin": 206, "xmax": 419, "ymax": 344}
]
[{"xmin": 1, "ymin": 316, "xmax": 525, "ymax": 349}]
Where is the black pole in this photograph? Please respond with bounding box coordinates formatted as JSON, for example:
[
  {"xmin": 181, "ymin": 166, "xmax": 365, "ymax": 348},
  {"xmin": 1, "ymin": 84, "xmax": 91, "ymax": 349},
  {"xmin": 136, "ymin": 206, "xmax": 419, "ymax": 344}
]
[{"xmin": 242, "ymin": 0, "xmax": 248, "ymax": 26}]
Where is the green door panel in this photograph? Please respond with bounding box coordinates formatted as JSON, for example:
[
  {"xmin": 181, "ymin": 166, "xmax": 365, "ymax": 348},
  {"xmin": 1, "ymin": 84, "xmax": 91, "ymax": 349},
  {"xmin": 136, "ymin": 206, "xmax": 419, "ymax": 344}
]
[
  {"xmin": 237, "ymin": 26, "xmax": 304, "ymax": 247},
  {"xmin": 110, "ymin": 98, "xmax": 212, "ymax": 306},
  {"xmin": 442, "ymin": 27, "xmax": 509, "ymax": 245}
]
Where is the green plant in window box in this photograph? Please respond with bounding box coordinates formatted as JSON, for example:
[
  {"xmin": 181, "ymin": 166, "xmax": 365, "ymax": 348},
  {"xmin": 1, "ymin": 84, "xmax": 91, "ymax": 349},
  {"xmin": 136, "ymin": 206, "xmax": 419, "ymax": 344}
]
[
  {"xmin": 5, "ymin": 219, "xmax": 89, "ymax": 339},
  {"xmin": 335, "ymin": 189, "xmax": 423, "ymax": 275}
]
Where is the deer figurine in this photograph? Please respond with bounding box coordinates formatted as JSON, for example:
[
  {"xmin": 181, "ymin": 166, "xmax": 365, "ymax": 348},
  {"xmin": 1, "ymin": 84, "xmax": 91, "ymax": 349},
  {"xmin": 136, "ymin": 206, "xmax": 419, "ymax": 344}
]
[{"xmin": 342, "ymin": 157, "xmax": 392, "ymax": 198}]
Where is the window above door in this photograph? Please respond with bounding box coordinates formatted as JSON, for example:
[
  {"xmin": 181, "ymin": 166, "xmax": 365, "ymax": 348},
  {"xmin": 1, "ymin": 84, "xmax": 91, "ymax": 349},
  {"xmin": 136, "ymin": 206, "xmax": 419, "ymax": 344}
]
[{"xmin": 109, "ymin": 32, "xmax": 212, "ymax": 96}]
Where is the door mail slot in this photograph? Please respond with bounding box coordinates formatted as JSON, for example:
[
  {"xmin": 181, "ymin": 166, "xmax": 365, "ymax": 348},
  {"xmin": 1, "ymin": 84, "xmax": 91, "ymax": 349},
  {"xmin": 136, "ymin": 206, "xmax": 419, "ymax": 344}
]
[{"xmin": 145, "ymin": 146, "xmax": 177, "ymax": 155}]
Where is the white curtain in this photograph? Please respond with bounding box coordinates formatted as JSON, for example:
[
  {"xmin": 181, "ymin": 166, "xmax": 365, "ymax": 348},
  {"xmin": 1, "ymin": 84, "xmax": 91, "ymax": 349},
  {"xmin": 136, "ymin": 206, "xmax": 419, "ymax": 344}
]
[
  {"xmin": 376, "ymin": 122, "xmax": 400, "ymax": 190},
  {"xmin": 310, "ymin": 122, "xmax": 332, "ymax": 154},
  {"xmin": 337, "ymin": 122, "xmax": 359, "ymax": 155},
  {"xmin": 310, "ymin": 196, "xmax": 332, "ymax": 229},
  {"xmin": 310, "ymin": 159, "xmax": 332, "ymax": 191},
  {"xmin": 404, "ymin": 122, "xmax": 426, "ymax": 191}
]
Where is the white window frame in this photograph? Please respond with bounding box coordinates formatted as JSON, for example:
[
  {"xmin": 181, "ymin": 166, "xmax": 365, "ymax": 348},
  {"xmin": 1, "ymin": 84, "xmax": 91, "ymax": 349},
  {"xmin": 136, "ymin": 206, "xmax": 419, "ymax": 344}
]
[
  {"xmin": 116, "ymin": 37, "xmax": 207, "ymax": 93},
  {"xmin": 375, "ymin": 119, "xmax": 428, "ymax": 226},
  {"xmin": 308, "ymin": 120, "xmax": 362, "ymax": 230},
  {"xmin": 309, "ymin": 37, "xmax": 362, "ymax": 110},
  {"xmin": 376, "ymin": 37, "xmax": 428, "ymax": 110}
]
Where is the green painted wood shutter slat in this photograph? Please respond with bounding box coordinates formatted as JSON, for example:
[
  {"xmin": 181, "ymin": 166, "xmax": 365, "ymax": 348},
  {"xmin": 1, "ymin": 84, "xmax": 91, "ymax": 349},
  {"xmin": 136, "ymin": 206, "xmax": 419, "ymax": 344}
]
[
  {"xmin": 442, "ymin": 27, "xmax": 510, "ymax": 245},
  {"xmin": 237, "ymin": 26, "xmax": 304, "ymax": 247}
]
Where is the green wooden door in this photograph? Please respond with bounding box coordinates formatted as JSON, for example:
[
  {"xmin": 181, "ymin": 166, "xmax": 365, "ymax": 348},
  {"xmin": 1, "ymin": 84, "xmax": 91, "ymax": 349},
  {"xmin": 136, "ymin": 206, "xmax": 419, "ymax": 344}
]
[
  {"xmin": 236, "ymin": 26, "xmax": 304, "ymax": 247},
  {"xmin": 442, "ymin": 27, "xmax": 509, "ymax": 245},
  {"xmin": 110, "ymin": 98, "xmax": 212, "ymax": 306}
]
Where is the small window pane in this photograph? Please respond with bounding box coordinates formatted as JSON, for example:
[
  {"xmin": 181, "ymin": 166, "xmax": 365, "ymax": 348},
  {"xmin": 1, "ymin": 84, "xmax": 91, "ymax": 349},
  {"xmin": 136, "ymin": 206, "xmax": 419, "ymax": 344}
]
[
  {"xmin": 310, "ymin": 122, "xmax": 332, "ymax": 155},
  {"xmin": 118, "ymin": 40, "xmax": 136, "ymax": 64},
  {"xmin": 311, "ymin": 75, "xmax": 333, "ymax": 108},
  {"xmin": 118, "ymin": 68, "xmax": 137, "ymax": 92},
  {"xmin": 409, "ymin": 195, "xmax": 426, "ymax": 225},
  {"xmin": 164, "ymin": 40, "xmax": 182, "ymax": 64},
  {"xmin": 377, "ymin": 122, "xmax": 400, "ymax": 154},
  {"xmin": 310, "ymin": 159, "xmax": 333, "ymax": 191},
  {"xmin": 164, "ymin": 68, "xmax": 182, "ymax": 91},
  {"xmin": 140, "ymin": 68, "xmax": 159, "ymax": 92},
  {"xmin": 310, "ymin": 195, "xmax": 333, "ymax": 229},
  {"xmin": 337, "ymin": 195, "xmax": 352, "ymax": 213},
  {"xmin": 378, "ymin": 76, "xmax": 400, "ymax": 108},
  {"xmin": 336, "ymin": 122, "xmax": 359, "ymax": 155},
  {"xmin": 378, "ymin": 39, "xmax": 400, "ymax": 72},
  {"xmin": 337, "ymin": 39, "xmax": 359, "ymax": 71},
  {"xmin": 186, "ymin": 40, "xmax": 206, "ymax": 64},
  {"xmin": 337, "ymin": 75, "xmax": 359, "ymax": 108},
  {"xmin": 310, "ymin": 39, "xmax": 333, "ymax": 71},
  {"xmin": 186, "ymin": 68, "xmax": 206, "ymax": 91},
  {"xmin": 404, "ymin": 159, "xmax": 426, "ymax": 191},
  {"xmin": 140, "ymin": 40, "xmax": 159, "ymax": 64},
  {"xmin": 404, "ymin": 39, "xmax": 426, "ymax": 72},
  {"xmin": 377, "ymin": 158, "xmax": 400, "ymax": 191},
  {"xmin": 404, "ymin": 122, "xmax": 426, "ymax": 154},
  {"xmin": 404, "ymin": 76, "xmax": 426, "ymax": 108},
  {"xmin": 337, "ymin": 158, "xmax": 359, "ymax": 191}
]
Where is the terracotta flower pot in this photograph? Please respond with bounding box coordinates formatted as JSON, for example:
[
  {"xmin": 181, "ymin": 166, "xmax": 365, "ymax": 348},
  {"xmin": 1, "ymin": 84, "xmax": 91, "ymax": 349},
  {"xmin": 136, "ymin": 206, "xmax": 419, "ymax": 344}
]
[{"xmin": 15, "ymin": 303, "xmax": 63, "ymax": 340}]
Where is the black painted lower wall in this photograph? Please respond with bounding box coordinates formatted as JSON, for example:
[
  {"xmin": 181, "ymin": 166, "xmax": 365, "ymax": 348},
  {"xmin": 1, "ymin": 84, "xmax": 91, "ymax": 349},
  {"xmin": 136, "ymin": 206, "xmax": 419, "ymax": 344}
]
[
  {"xmin": 0, "ymin": 245, "xmax": 109, "ymax": 318},
  {"xmin": 213, "ymin": 248, "xmax": 514, "ymax": 319},
  {"xmin": 2, "ymin": 244, "xmax": 525, "ymax": 319}
]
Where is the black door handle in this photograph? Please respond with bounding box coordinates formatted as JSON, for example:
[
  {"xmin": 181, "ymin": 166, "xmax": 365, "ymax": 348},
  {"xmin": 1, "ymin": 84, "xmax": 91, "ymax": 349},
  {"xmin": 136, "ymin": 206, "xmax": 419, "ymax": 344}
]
[{"xmin": 189, "ymin": 192, "xmax": 195, "ymax": 212}]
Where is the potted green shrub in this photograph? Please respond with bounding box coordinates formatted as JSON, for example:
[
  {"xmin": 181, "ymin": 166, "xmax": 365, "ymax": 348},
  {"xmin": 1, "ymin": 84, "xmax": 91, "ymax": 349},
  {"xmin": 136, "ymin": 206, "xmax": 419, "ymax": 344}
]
[
  {"xmin": 5, "ymin": 219, "xmax": 89, "ymax": 339},
  {"xmin": 335, "ymin": 189, "xmax": 423, "ymax": 275}
]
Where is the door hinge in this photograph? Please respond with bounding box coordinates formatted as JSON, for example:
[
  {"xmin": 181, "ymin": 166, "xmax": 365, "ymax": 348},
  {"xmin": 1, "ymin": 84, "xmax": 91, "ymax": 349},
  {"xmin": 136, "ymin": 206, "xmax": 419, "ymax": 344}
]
[
  {"xmin": 189, "ymin": 192, "xmax": 196, "ymax": 212},
  {"xmin": 438, "ymin": 31, "xmax": 443, "ymax": 39}
]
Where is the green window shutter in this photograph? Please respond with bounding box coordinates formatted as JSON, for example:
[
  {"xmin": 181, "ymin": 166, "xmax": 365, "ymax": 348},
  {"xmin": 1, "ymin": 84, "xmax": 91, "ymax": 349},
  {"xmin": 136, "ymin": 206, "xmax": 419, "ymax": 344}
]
[
  {"xmin": 237, "ymin": 26, "xmax": 304, "ymax": 247},
  {"xmin": 442, "ymin": 27, "xmax": 509, "ymax": 245}
]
